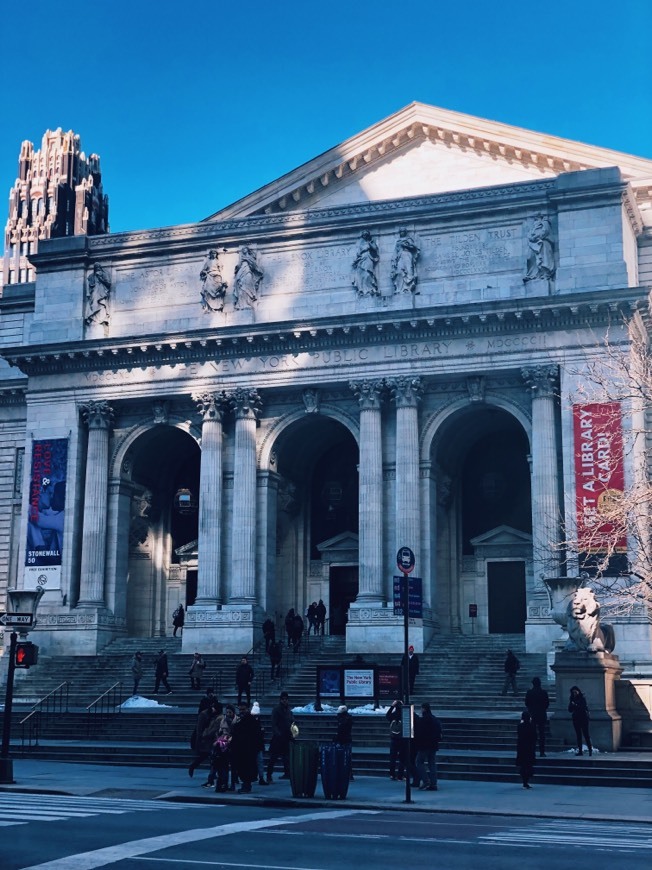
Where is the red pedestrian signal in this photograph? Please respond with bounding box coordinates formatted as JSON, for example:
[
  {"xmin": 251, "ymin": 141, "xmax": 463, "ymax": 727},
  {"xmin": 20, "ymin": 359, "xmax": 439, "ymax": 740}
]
[{"xmin": 14, "ymin": 641, "xmax": 38, "ymax": 669}]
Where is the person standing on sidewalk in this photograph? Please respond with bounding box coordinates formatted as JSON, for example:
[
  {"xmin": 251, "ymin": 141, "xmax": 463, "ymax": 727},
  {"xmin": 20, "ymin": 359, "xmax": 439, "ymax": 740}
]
[
  {"xmin": 266, "ymin": 691, "xmax": 294, "ymax": 782},
  {"xmin": 525, "ymin": 676, "xmax": 550, "ymax": 757},
  {"xmin": 502, "ymin": 649, "xmax": 520, "ymax": 696},
  {"xmin": 231, "ymin": 702, "xmax": 261, "ymax": 793},
  {"xmin": 189, "ymin": 700, "xmax": 220, "ymax": 778},
  {"xmin": 516, "ymin": 709, "xmax": 537, "ymax": 789},
  {"xmin": 386, "ymin": 698, "xmax": 405, "ymax": 780},
  {"xmin": 414, "ymin": 702, "xmax": 442, "ymax": 790},
  {"xmin": 334, "ymin": 704, "xmax": 354, "ymax": 781},
  {"xmin": 130, "ymin": 651, "xmax": 144, "ymax": 696},
  {"xmin": 154, "ymin": 649, "xmax": 172, "ymax": 695},
  {"xmin": 568, "ymin": 685, "xmax": 593, "ymax": 756}
]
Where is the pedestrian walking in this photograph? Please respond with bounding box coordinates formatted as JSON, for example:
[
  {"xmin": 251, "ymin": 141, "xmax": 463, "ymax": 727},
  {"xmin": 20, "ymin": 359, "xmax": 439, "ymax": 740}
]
[
  {"xmin": 204, "ymin": 705, "xmax": 236, "ymax": 792},
  {"xmin": 189, "ymin": 652, "xmax": 206, "ymax": 690},
  {"xmin": 316, "ymin": 599, "xmax": 327, "ymax": 635},
  {"xmin": 516, "ymin": 709, "xmax": 537, "ymax": 788},
  {"xmin": 525, "ymin": 676, "xmax": 550, "ymax": 757},
  {"xmin": 231, "ymin": 702, "xmax": 262, "ymax": 792},
  {"xmin": 189, "ymin": 700, "xmax": 220, "ymax": 778},
  {"xmin": 386, "ymin": 698, "xmax": 406, "ymax": 780},
  {"xmin": 235, "ymin": 656, "xmax": 254, "ymax": 705},
  {"xmin": 269, "ymin": 639, "xmax": 282, "ymax": 681},
  {"xmin": 568, "ymin": 685, "xmax": 593, "ymax": 756},
  {"xmin": 262, "ymin": 618, "xmax": 275, "ymax": 653},
  {"xmin": 307, "ymin": 602, "xmax": 318, "ymax": 636},
  {"xmin": 401, "ymin": 645, "xmax": 420, "ymax": 694},
  {"xmin": 334, "ymin": 704, "xmax": 354, "ymax": 780},
  {"xmin": 414, "ymin": 702, "xmax": 442, "ymax": 790},
  {"xmin": 285, "ymin": 609, "xmax": 295, "ymax": 648},
  {"xmin": 130, "ymin": 650, "xmax": 144, "ymax": 696},
  {"xmin": 292, "ymin": 613, "xmax": 304, "ymax": 651},
  {"xmin": 266, "ymin": 690, "xmax": 294, "ymax": 782},
  {"xmin": 198, "ymin": 688, "xmax": 221, "ymax": 715},
  {"xmin": 154, "ymin": 649, "xmax": 172, "ymax": 695},
  {"xmin": 172, "ymin": 603, "xmax": 185, "ymax": 637},
  {"xmin": 502, "ymin": 649, "xmax": 520, "ymax": 695},
  {"xmin": 251, "ymin": 702, "xmax": 268, "ymax": 785}
]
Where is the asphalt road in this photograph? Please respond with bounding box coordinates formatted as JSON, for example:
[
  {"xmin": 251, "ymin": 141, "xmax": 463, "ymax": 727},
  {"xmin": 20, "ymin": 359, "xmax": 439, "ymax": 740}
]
[{"xmin": 5, "ymin": 795, "xmax": 652, "ymax": 870}]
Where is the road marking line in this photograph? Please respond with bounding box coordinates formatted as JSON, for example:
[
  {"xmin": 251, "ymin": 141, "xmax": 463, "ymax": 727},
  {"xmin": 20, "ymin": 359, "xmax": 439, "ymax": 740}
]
[{"xmin": 21, "ymin": 809, "xmax": 378, "ymax": 870}]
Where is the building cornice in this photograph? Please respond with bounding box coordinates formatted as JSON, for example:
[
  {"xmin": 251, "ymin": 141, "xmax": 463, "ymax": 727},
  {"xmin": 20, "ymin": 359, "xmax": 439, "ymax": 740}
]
[{"xmin": 2, "ymin": 287, "xmax": 648, "ymax": 378}]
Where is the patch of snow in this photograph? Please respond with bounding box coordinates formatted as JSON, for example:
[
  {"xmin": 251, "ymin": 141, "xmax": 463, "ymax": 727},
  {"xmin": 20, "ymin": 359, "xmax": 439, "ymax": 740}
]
[
  {"xmin": 566, "ymin": 744, "xmax": 599, "ymax": 755},
  {"xmin": 292, "ymin": 702, "xmax": 390, "ymax": 715},
  {"xmin": 119, "ymin": 695, "xmax": 177, "ymax": 710}
]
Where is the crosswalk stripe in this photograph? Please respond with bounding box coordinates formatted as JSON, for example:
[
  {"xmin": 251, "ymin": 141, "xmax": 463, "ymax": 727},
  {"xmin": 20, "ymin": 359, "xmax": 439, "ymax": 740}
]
[
  {"xmin": 0, "ymin": 793, "xmax": 194, "ymax": 826},
  {"xmin": 480, "ymin": 820, "xmax": 652, "ymax": 853}
]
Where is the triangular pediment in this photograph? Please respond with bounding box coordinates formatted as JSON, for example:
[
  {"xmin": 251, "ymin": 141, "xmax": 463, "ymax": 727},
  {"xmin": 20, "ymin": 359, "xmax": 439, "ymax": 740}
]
[
  {"xmin": 316, "ymin": 531, "xmax": 359, "ymax": 555},
  {"xmin": 175, "ymin": 539, "xmax": 198, "ymax": 558},
  {"xmin": 470, "ymin": 525, "xmax": 532, "ymax": 548},
  {"xmin": 207, "ymin": 102, "xmax": 652, "ymax": 220}
]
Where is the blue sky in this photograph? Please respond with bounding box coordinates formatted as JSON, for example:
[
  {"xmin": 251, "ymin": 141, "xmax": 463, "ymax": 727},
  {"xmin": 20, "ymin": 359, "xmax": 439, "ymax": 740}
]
[{"xmin": 2, "ymin": 0, "xmax": 650, "ymax": 234}]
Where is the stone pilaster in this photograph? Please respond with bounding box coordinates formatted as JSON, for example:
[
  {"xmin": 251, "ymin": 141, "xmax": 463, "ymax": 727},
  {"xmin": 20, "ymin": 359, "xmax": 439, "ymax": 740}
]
[
  {"xmin": 78, "ymin": 401, "xmax": 114, "ymax": 606},
  {"xmin": 389, "ymin": 376, "xmax": 423, "ymax": 561},
  {"xmin": 350, "ymin": 379, "xmax": 385, "ymax": 602},
  {"xmin": 522, "ymin": 365, "xmax": 561, "ymax": 583},
  {"xmin": 194, "ymin": 392, "xmax": 227, "ymax": 605},
  {"xmin": 229, "ymin": 388, "xmax": 261, "ymax": 602}
]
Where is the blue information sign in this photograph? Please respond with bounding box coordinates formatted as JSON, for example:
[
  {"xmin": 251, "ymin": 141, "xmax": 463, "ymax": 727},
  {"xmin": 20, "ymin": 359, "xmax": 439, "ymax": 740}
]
[{"xmin": 392, "ymin": 576, "xmax": 423, "ymax": 619}]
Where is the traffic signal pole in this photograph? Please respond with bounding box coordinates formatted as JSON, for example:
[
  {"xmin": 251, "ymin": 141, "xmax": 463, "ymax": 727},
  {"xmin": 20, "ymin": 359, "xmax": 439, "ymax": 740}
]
[{"xmin": 0, "ymin": 631, "xmax": 17, "ymax": 783}]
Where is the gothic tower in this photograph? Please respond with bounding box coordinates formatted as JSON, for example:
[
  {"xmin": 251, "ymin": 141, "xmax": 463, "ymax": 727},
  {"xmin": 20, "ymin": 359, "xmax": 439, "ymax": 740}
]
[{"xmin": 2, "ymin": 128, "xmax": 109, "ymax": 288}]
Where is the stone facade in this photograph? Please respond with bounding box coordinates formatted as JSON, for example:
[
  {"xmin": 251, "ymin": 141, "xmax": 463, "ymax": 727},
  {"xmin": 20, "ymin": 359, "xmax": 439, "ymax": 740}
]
[{"xmin": 1, "ymin": 103, "xmax": 651, "ymax": 673}]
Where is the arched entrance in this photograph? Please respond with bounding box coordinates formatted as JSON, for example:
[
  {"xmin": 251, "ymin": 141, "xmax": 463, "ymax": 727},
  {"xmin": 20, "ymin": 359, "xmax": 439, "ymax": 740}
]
[
  {"xmin": 120, "ymin": 425, "xmax": 200, "ymax": 637},
  {"xmin": 271, "ymin": 415, "xmax": 359, "ymax": 633},
  {"xmin": 432, "ymin": 403, "xmax": 532, "ymax": 635}
]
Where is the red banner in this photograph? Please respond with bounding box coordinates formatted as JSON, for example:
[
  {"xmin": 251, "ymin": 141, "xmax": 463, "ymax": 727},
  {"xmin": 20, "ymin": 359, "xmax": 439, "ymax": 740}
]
[{"xmin": 573, "ymin": 402, "xmax": 626, "ymax": 553}]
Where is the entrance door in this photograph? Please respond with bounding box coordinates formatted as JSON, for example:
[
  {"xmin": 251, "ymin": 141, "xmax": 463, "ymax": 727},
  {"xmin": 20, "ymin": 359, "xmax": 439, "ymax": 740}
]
[
  {"xmin": 329, "ymin": 566, "xmax": 358, "ymax": 635},
  {"xmin": 487, "ymin": 561, "xmax": 526, "ymax": 633}
]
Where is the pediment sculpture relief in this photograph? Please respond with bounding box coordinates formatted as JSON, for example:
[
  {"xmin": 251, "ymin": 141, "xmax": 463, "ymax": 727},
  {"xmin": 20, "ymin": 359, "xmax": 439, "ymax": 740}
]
[
  {"xmin": 391, "ymin": 227, "xmax": 420, "ymax": 295},
  {"xmin": 234, "ymin": 245, "xmax": 263, "ymax": 310},
  {"xmin": 352, "ymin": 230, "xmax": 380, "ymax": 297},
  {"xmin": 200, "ymin": 249, "xmax": 228, "ymax": 313},
  {"xmin": 85, "ymin": 263, "xmax": 112, "ymax": 329},
  {"xmin": 524, "ymin": 215, "xmax": 555, "ymax": 284}
]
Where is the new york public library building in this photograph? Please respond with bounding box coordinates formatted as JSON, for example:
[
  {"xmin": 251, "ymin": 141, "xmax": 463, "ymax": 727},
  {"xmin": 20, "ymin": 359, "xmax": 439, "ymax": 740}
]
[{"xmin": 1, "ymin": 103, "xmax": 652, "ymax": 688}]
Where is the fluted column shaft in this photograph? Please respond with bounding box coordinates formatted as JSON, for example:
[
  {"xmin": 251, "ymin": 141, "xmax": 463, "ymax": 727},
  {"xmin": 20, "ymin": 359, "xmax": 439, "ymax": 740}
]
[
  {"xmin": 79, "ymin": 401, "xmax": 114, "ymax": 606},
  {"xmin": 351, "ymin": 380, "xmax": 384, "ymax": 601},
  {"xmin": 389, "ymin": 377, "xmax": 423, "ymax": 560},
  {"xmin": 229, "ymin": 389, "xmax": 261, "ymax": 602},
  {"xmin": 523, "ymin": 365, "xmax": 561, "ymax": 583},
  {"xmin": 195, "ymin": 393, "xmax": 226, "ymax": 605}
]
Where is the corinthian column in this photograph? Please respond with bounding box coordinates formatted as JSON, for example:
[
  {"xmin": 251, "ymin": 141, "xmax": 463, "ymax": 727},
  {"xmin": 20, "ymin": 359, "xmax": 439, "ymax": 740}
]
[
  {"xmin": 229, "ymin": 388, "xmax": 261, "ymax": 602},
  {"xmin": 522, "ymin": 365, "xmax": 561, "ymax": 583},
  {"xmin": 350, "ymin": 379, "xmax": 385, "ymax": 602},
  {"xmin": 78, "ymin": 401, "xmax": 114, "ymax": 606},
  {"xmin": 389, "ymin": 377, "xmax": 423, "ymax": 560},
  {"xmin": 194, "ymin": 392, "xmax": 227, "ymax": 605}
]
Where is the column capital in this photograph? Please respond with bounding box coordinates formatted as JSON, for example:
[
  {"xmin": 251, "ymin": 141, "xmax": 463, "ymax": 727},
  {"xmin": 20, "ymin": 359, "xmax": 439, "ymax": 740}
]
[
  {"xmin": 229, "ymin": 388, "xmax": 262, "ymax": 420},
  {"xmin": 387, "ymin": 376, "xmax": 424, "ymax": 408},
  {"xmin": 350, "ymin": 379, "xmax": 385, "ymax": 410},
  {"xmin": 194, "ymin": 391, "xmax": 228, "ymax": 423},
  {"xmin": 521, "ymin": 364, "xmax": 559, "ymax": 398},
  {"xmin": 80, "ymin": 400, "xmax": 114, "ymax": 430}
]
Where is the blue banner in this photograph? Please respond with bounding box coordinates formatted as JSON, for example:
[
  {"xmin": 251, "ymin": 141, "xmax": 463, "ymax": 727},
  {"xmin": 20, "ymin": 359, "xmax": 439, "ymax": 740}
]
[{"xmin": 25, "ymin": 438, "xmax": 68, "ymax": 590}]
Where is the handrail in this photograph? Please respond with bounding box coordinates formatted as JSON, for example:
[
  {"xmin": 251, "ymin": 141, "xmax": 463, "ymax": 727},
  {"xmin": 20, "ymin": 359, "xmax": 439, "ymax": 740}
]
[
  {"xmin": 86, "ymin": 682, "xmax": 123, "ymax": 712},
  {"xmin": 20, "ymin": 680, "xmax": 71, "ymax": 750},
  {"xmin": 86, "ymin": 681, "xmax": 123, "ymax": 738}
]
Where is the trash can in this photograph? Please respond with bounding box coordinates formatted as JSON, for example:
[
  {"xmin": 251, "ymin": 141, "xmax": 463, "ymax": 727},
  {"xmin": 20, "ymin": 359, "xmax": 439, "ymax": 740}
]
[
  {"xmin": 289, "ymin": 740, "xmax": 319, "ymax": 798},
  {"xmin": 319, "ymin": 742, "xmax": 352, "ymax": 799}
]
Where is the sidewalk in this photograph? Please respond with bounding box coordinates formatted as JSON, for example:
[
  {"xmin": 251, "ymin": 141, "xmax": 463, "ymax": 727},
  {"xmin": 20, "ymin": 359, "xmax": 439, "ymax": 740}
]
[{"xmin": 1, "ymin": 758, "xmax": 650, "ymax": 823}]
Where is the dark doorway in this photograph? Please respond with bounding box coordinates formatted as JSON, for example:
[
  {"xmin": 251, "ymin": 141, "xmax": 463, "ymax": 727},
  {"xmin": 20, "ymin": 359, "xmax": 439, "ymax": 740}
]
[
  {"xmin": 488, "ymin": 561, "xmax": 526, "ymax": 633},
  {"xmin": 329, "ymin": 566, "xmax": 358, "ymax": 635},
  {"xmin": 185, "ymin": 570, "xmax": 197, "ymax": 607}
]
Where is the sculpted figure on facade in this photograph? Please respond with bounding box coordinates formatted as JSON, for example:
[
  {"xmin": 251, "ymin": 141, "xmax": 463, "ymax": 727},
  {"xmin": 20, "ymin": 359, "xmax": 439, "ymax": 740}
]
[
  {"xmin": 152, "ymin": 400, "xmax": 169, "ymax": 425},
  {"xmin": 199, "ymin": 249, "xmax": 227, "ymax": 313},
  {"xmin": 302, "ymin": 388, "xmax": 320, "ymax": 414},
  {"xmin": 85, "ymin": 263, "xmax": 111, "ymax": 329},
  {"xmin": 352, "ymin": 230, "xmax": 380, "ymax": 297},
  {"xmin": 129, "ymin": 488, "xmax": 153, "ymax": 551},
  {"xmin": 565, "ymin": 587, "xmax": 616, "ymax": 653},
  {"xmin": 234, "ymin": 245, "xmax": 263, "ymax": 310},
  {"xmin": 391, "ymin": 227, "xmax": 420, "ymax": 295},
  {"xmin": 524, "ymin": 215, "xmax": 555, "ymax": 283}
]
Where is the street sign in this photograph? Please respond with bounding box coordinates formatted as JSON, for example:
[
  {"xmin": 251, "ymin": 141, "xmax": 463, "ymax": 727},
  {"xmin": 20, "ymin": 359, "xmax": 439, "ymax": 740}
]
[
  {"xmin": 392, "ymin": 576, "xmax": 423, "ymax": 619},
  {"xmin": 396, "ymin": 546, "xmax": 415, "ymax": 575},
  {"xmin": 0, "ymin": 612, "xmax": 34, "ymax": 627}
]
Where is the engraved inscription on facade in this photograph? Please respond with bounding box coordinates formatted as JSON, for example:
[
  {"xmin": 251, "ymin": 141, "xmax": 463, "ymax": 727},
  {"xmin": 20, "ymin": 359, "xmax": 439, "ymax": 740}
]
[{"xmin": 422, "ymin": 225, "xmax": 521, "ymax": 278}]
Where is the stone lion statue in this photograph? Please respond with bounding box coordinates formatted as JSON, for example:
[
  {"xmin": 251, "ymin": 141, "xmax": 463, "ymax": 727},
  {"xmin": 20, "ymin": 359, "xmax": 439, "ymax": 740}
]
[{"xmin": 565, "ymin": 587, "xmax": 615, "ymax": 653}]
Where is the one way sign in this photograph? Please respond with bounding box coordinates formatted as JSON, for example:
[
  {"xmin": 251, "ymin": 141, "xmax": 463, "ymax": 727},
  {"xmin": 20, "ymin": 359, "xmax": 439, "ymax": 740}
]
[{"xmin": 0, "ymin": 612, "xmax": 34, "ymax": 627}]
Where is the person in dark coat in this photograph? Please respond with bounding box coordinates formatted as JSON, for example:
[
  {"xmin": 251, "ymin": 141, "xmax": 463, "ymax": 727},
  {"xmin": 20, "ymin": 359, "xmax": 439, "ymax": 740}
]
[
  {"xmin": 205, "ymin": 705, "xmax": 236, "ymax": 791},
  {"xmin": 198, "ymin": 688, "xmax": 222, "ymax": 716},
  {"xmin": 262, "ymin": 618, "xmax": 275, "ymax": 653},
  {"xmin": 189, "ymin": 700, "xmax": 220, "ymax": 777},
  {"xmin": 189, "ymin": 652, "xmax": 206, "ymax": 690},
  {"xmin": 516, "ymin": 709, "xmax": 537, "ymax": 788},
  {"xmin": 386, "ymin": 698, "xmax": 405, "ymax": 780},
  {"xmin": 285, "ymin": 609, "xmax": 295, "ymax": 647},
  {"xmin": 269, "ymin": 639, "xmax": 282, "ymax": 681},
  {"xmin": 525, "ymin": 676, "xmax": 550, "ymax": 757},
  {"xmin": 266, "ymin": 691, "xmax": 294, "ymax": 782},
  {"xmin": 401, "ymin": 645, "xmax": 420, "ymax": 694},
  {"xmin": 502, "ymin": 649, "xmax": 520, "ymax": 695},
  {"xmin": 568, "ymin": 685, "xmax": 593, "ymax": 756},
  {"xmin": 292, "ymin": 613, "xmax": 304, "ymax": 651},
  {"xmin": 231, "ymin": 702, "xmax": 262, "ymax": 792},
  {"xmin": 172, "ymin": 604, "xmax": 185, "ymax": 637},
  {"xmin": 414, "ymin": 702, "xmax": 442, "ymax": 790},
  {"xmin": 316, "ymin": 599, "xmax": 326, "ymax": 635},
  {"xmin": 154, "ymin": 649, "xmax": 172, "ymax": 694},
  {"xmin": 235, "ymin": 656, "xmax": 254, "ymax": 706},
  {"xmin": 131, "ymin": 651, "xmax": 144, "ymax": 696},
  {"xmin": 306, "ymin": 602, "xmax": 318, "ymax": 635},
  {"xmin": 335, "ymin": 704, "xmax": 355, "ymax": 781}
]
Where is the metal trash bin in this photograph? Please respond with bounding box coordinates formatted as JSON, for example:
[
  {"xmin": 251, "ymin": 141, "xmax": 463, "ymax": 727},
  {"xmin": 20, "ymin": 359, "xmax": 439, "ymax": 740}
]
[
  {"xmin": 319, "ymin": 742, "xmax": 352, "ymax": 799},
  {"xmin": 289, "ymin": 740, "xmax": 319, "ymax": 797}
]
